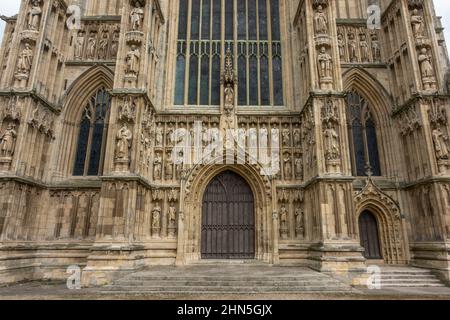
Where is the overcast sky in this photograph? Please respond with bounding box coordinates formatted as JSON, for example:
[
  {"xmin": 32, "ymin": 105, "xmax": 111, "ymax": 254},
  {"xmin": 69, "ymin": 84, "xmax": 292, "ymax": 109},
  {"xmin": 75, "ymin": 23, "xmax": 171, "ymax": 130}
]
[{"xmin": 0, "ymin": 1, "xmax": 449, "ymax": 49}]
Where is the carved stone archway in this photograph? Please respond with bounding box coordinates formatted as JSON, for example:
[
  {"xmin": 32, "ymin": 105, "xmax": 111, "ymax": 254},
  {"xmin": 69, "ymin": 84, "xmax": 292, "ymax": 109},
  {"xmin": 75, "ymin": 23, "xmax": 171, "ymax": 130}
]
[
  {"xmin": 354, "ymin": 178, "xmax": 408, "ymax": 265},
  {"xmin": 176, "ymin": 160, "xmax": 275, "ymax": 265}
]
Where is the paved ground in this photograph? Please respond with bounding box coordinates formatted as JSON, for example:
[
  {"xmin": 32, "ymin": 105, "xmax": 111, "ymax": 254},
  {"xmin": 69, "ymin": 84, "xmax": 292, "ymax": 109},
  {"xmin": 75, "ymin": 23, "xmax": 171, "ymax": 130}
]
[{"xmin": 1, "ymin": 281, "xmax": 450, "ymax": 300}]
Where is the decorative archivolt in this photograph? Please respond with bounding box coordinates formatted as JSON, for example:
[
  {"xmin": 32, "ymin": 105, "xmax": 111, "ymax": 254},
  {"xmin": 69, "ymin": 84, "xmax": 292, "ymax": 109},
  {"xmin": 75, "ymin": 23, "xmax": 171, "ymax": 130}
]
[
  {"xmin": 343, "ymin": 67, "xmax": 393, "ymax": 123},
  {"xmin": 354, "ymin": 177, "xmax": 406, "ymax": 264},
  {"xmin": 62, "ymin": 65, "xmax": 114, "ymax": 122}
]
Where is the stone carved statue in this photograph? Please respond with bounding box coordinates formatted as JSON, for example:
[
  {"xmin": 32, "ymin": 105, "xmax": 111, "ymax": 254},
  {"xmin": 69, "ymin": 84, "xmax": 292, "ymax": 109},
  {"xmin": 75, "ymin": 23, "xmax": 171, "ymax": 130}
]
[
  {"xmin": 279, "ymin": 206, "xmax": 288, "ymax": 239},
  {"xmin": 224, "ymin": 83, "xmax": 234, "ymax": 115},
  {"xmin": 371, "ymin": 34, "xmax": 381, "ymax": 62},
  {"xmin": 74, "ymin": 31, "xmax": 85, "ymax": 59},
  {"xmin": 165, "ymin": 151, "xmax": 174, "ymax": 179},
  {"xmin": 155, "ymin": 124, "xmax": 164, "ymax": 147},
  {"xmin": 16, "ymin": 44, "xmax": 33, "ymax": 76},
  {"xmin": 153, "ymin": 152, "xmax": 162, "ymax": 180},
  {"xmin": 318, "ymin": 47, "xmax": 332, "ymax": 79},
  {"xmin": 293, "ymin": 126, "xmax": 301, "ymax": 147},
  {"xmin": 348, "ymin": 33, "xmax": 357, "ymax": 62},
  {"xmin": 282, "ymin": 125, "xmax": 290, "ymax": 146},
  {"xmin": 152, "ymin": 203, "xmax": 161, "ymax": 230},
  {"xmin": 295, "ymin": 156, "xmax": 303, "ymax": 179},
  {"xmin": 115, "ymin": 124, "xmax": 132, "ymax": 160},
  {"xmin": 418, "ymin": 47, "xmax": 434, "ymax": 79},
  {"xmin": 295, "ymin": 208, "xmax": 305, "ymax": 239},
  {"xmin": 98, "ymin": 32, "xmax": 109, "ymax": 60},
  {"xmin": 0, "ymin": 124, "xmax": 17, "ymax": 158},
  {"xmin": 360, "ymin": 34, "xmax": 369, "ymax": 62},
  {"xmin": 27, "ymin": 0, "xmax": 42, "ymax": 31},
  {"xmin": 337, "ymin": 33, "xmax": 345, "ymax": 60},
  {"xmin": 283, "ymin": 153, "xmax": 292, "ymax": 179},
  {"xmin": 168, "ymin": 205, "xmax": 177, "ymax": 228},
  {"xmin": 126, "ymin": 45, "xmax": 140, "ymax": 76},
  {"xmin": 118, "ymin": 97, "xmax": 136, "ymax": 122},
  {"xmin": 324, "ymin": 123, "xmax": 340, "ymax": 161},
  {"xmin": 432, "ymin": 128, "xmax": 449, "ymax": 160},
  {"xmin": 87, "ymin": 32, "xmax": 97, "ymax": 59},
  {"xmin": 411, "ymin": 9, "xmax": 424, "ymax": 38},
  {"xmin": 314, "ymin": 5, "xmax": 328, "ymax": 35},
  {"xmin": 130, "ymin": 3, "xmax": 144, "ymax": 31}
]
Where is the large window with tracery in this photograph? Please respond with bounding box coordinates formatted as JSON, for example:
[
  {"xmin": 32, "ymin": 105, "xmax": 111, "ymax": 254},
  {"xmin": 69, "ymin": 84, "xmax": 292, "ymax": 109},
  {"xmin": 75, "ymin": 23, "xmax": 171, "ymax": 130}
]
[
  {"xmin": 73, "ymin": 88, "xmax": 111, "ymax": 176},
  {"xmin": 346, "ymin": 91, "xmax": 381, "ymax": 176},
  {"xmin": 174, "ymin": 0, "xmax": 284, "ymax": 107}
]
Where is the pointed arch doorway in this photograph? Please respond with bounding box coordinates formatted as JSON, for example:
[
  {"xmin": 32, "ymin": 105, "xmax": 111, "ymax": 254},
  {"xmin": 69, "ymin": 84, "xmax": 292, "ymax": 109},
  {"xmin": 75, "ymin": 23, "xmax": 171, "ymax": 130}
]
[
  {"xmin": 359, "ymin": 211, "xmax": 382, "ymax": 260},
  {"xmin": 201, "ymin": 171, "xmax": 255, "ymax": 260}
]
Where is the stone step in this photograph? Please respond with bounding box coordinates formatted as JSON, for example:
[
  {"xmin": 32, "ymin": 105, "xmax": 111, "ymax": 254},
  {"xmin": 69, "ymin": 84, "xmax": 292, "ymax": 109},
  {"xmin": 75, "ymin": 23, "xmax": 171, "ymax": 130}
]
[
  {"xmin": 122, "ymin": 275, "xmax": 328, "ymax": 282},
  {"xmin": 379, "ymin": 283, "xmax": 445, "ymax": 288},
  {"xmin": 114, "ymin": 280, "xmax": 345, "ymax": 287},
  {"xmin": 103, "ymin": 285, "xmax": 352, "ymax": 293}
]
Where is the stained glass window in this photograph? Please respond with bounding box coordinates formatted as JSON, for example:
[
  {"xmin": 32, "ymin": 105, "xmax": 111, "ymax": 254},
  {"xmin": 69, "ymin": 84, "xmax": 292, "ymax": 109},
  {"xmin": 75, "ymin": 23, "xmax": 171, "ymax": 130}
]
[
  {"xmin": 73, "ymin": 88, "xmax": 111, "ymax": 177},
  {"xmin": 174, "ymin": 0, "xmax": 284, "ymax": 107},
  {"xmin": 347, "ymin": 92, "xmax": 382, "ymax": 176}
]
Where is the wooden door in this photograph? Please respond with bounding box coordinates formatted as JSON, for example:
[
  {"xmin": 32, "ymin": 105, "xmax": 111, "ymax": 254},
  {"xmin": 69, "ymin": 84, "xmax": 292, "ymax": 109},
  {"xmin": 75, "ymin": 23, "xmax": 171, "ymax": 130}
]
[
  {"xmin": 359, "ymin": 211, "xmax": 382, "ymax": 259},
  {"xmin": 201, "ymin": 171, "xmax": 255, "ymax": 259}
]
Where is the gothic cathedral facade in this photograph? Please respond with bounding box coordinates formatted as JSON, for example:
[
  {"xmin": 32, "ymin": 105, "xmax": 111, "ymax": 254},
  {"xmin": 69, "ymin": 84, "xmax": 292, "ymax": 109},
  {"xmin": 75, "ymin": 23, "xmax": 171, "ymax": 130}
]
[{"xmin": 0, "ymin": 0, "xmax": 450, "ymax": 286}]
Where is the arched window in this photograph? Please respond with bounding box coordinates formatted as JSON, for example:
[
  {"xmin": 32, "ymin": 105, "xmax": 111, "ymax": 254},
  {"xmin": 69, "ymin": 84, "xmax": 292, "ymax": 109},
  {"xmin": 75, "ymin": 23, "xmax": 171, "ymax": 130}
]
[
  {"xmin": 174, "ymin": 0, "xmax": 284, "ymax": 107},
  {"xmin": 346, "ymin": 91, "xmax": 381, "ymax": 176},
  {"xmin": 73, "ymin": 88, "xmax": 111, "ymax": 176}
]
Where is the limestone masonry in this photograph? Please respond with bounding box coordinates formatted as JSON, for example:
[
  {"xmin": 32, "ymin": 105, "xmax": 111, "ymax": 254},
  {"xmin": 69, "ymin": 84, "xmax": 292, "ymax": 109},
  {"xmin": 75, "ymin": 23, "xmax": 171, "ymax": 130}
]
[{"xmin": 0, "ymin": 0, "xmax": 449, "ymax": 287}]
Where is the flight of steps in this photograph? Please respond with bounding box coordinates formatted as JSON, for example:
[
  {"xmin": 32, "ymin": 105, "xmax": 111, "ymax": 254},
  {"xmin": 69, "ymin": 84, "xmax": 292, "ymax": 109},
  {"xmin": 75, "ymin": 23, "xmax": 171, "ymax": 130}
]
[
  {"xmin": 102, "ymin": 265, "xmax": 353, "ymax": 294},
  {"xmin": 379, "ymin": 266, "xmax": 446, "ymax": 288}
]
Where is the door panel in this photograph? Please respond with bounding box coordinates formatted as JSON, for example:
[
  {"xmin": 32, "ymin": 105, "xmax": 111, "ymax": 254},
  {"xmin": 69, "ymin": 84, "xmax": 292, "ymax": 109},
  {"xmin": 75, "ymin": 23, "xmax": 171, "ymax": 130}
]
[
  {"xmin": 201, "ymin": 171, "xmax": 255, "ymax": 259},
  {"xmin": 359, "ymin": 211, "xmax": 382, "ymax": 259}
]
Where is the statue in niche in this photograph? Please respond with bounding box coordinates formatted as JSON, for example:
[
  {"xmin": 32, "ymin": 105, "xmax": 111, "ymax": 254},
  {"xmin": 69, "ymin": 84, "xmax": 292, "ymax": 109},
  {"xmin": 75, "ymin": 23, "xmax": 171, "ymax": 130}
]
[
  {"xmin": 166, "ymin": 124, "xmax": 174, "ymax": 146},
  {"xmin": 27, "ymin": 0, "xmax": 42, "ymax": 31},
  {"xmin": 360, "ymin": 34, "xmax": 370, "ymax": 62},
  {"xmin": 110, "ymin": 30, "xmax": 120, "ymax": 57},
  {"xmin": 126, "ymin": 45, "xmax": 141, "ymax": 76},
  {"xmin": 314, "ymin": 5, "xmax": 328, "ymax": 35},
  {"xmin": 348, "ymin": 33, "xmax": 357, "ymax": 62},
  {"xmin": 165, "ymin": 151, "xmax": 174, "ymax": 179},
  {"xmin": 224, "ymin": 83, "xmax": 234, "ymax": 115},
  {"xmin": 98, "ymin": 32, "xmax": 109, "ymax": 60},
  {"xmin": 168, "ymin": 204, "xmax": 177, "ymax": 228},
  {"xmin": 155, "ymin": 124, "xmax": 164, "ymax": 147},
  {"xmin": 295, "ymin": 155, "xmax": 303, "ymax": 179},
  {"xmin": 295, "ymin": 208, "xmax": 305, "ymax": 239},
  {"xmin": 16, "ymin": 44, "xmax": 33, "ymax": 76},
  {"xmin": 279, "ymin": 206, "xmax": 288, "ymax": 230},
  {"xmin": 411, "ymin": 9, "xmax": 424, "ymax": 38},
  {"xmin": 153, "ymin": 152, "xmax": 162, "ymax": 180},
  {"xmin": 87, "ymin": 32, "xmax": 97, "ymax": 59},
  {"xmin": 432, "ymin": 127, "xmax": 449, "ymax": 160},
  {"xmin": 371, "ymin": 34, "xmax": 381, "ymax": 62},
  {"xmin": 115, "ymin": 124, "xmax": 132, "ymax": 160},
  {"xmin": 293, "ymin": 125, "xmax": 301, "ymax": 147},
  {"xmin": 74, "ymin": 31, "xmax": 85, "ymax": 59},
  {"xmin": 337, "ymin": 33, "xmax": 345, "ymax": 60},
  {"xmin": 130, "ymin": 2, "xmax": 144, "ymax": 31},
  {"xmin": 317, "ymin": 46, "xmax": 332, "ymax": 79},
  {"xmin": 324, "ymin": 123, "xmax": 340, "ymax": 161},
  {"xmin": 283, "ymin": 153, "xmax": 292, "ymax": 179},
  {"xmin": 0, "ymin": 124, "xmax": 17, "ymax": 158},
  {"xmin": 152, "ymin": 203, "xmax": 161, "ymax": 231},
  {"xmin": 118, "ymin": 97, "xmax": 136, "ymax": 122},
  {"xmin": 282, "ymin": 124, "xmax": 290, "ymax": 146},
  {"xmin": 418, "ymin": 47, "xmax": 435, "ymax": 79}
]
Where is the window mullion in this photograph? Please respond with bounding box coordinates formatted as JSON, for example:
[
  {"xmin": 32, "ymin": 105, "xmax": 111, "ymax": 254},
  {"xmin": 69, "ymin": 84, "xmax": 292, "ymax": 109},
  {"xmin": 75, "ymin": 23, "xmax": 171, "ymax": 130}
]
[
  {"xmin": 184, "ymin": 0, "xmax": 193, "ymax": 106},
  {"xmin": 266, "ymin": 0, "xmax": 274, "ymax": 107},
  {"xmin": 256, "ymin": 0, "xmax": 261, "ymax": 107},
  {"xmin": 84, "ymin": 100, "xmax": 95, "ymax": 176}
]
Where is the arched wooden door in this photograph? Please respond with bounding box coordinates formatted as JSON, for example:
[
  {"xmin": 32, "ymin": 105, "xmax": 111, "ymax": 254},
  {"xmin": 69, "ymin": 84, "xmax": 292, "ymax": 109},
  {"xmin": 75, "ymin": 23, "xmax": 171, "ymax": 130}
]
[
  {"xmin": 201, "ymin": 171, "xmax": 255, "ymax": 259},
  {"xmin": 359, "ymin": 211, "xmax": 382, "ymax": 259}
]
